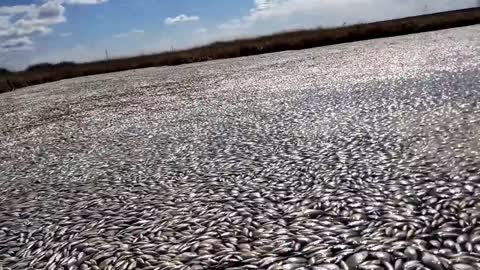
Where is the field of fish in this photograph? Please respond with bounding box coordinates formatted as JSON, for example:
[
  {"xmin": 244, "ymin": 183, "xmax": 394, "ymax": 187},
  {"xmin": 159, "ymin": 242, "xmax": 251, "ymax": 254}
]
[{"xmin": 0, "ymin": 25, "xmax": 480, "ymax": 270}]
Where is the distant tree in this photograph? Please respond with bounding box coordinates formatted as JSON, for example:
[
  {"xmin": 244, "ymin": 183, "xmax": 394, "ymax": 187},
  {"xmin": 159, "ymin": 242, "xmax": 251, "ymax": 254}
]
[
  {"xmin": 25, "ymin": 62, "xmax": 77, "ymax": 72},
  {"xmin": 0, "ymin": 68, "xmax": 12, "ymax": 76},
  {"xmin": 26, "ymin": 63, "xmax": 54, "ymax": 72},
  {"xmin": 55, "ymin": 61, "xmax": 77, "ymax": 68}
]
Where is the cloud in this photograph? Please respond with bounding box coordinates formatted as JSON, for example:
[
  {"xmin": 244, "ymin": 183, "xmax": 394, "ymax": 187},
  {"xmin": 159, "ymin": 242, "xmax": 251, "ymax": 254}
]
[
  {"xmin": 0, "ymin": 1, "xmax": 66, "ymax": 59},
  {"xmin": 113, "ymin": 29, "xmax": 145, "ymax": 38},
  {"xmin": 0, "ymin": 0, "xmax": 108, "ymax": 57},
  {"xmin": 194, "ymin": 28, "xmax": 207, "ymax": 34},
  {"xmin": 37, "ymin": 1, "xmax": 65, "ymax": 19},
  {"xmin": 164, "ymin": 14, "xmax": 200, "ymax": 25},
  {"xmin": 0, "ymin": 1, "xmax": 65, "ymax": 39},
  {"xmin": 0, "ymin": 0, "xmax": 107, "ymax": 69},
  {"xmin": 219, "ymin": 0, "xmax": 478, "ymax": 36},
  {"xmin": 0, "ymin": 16, "xmax": 11, "ymax": 31},
  {"xmin": 0, "ymin": 37, "xmax": 34, "ymax": 52},
  {"xmin": 60, "ymin": 32, "xmax": 72, "ymax": 37},
  {"xmin": 0, "ymin": 5, "xmax": 35, "ymax": 15},
  {"xmin": 63, "ymin": 0, "xmax": 108, "ymax": 5}
]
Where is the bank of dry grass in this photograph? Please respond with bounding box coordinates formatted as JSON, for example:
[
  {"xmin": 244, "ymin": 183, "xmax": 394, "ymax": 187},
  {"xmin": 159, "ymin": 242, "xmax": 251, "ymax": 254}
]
[{"xmin": 1, "ymin": 8, "xmax": 480, "ymax": 94}]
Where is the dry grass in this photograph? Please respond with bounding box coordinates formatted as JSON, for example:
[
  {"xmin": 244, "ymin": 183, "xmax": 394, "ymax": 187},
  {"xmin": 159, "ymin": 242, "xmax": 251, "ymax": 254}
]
[{"xmin": 1, "ymin": 8, "xmax": 480, "ymax": 94}]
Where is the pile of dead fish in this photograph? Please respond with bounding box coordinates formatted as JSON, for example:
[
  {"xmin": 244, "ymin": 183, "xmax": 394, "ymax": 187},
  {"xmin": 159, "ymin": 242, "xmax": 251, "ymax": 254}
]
[{"xmin": 1, "ymin": 25, "xmax": 480, "ymax": 270}]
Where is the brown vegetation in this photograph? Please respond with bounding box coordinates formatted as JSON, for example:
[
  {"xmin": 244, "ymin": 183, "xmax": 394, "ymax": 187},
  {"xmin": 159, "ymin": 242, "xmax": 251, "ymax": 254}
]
[{"xmin": 1, "ymin": 8, "xmax": 480, "ymax": 94}]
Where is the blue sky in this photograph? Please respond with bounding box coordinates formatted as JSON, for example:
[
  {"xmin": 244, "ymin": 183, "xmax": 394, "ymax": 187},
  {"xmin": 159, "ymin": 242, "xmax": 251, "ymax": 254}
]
[{"xmin": 0, "ymin": 0, "xmax": 478, "ymax": 70}]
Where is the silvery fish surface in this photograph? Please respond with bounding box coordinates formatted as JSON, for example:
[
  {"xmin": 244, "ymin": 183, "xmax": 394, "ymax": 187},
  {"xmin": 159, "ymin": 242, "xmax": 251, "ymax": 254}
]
[{"xmin": 1, "ymin": 25, "xmax": 480, "ymax": 270}]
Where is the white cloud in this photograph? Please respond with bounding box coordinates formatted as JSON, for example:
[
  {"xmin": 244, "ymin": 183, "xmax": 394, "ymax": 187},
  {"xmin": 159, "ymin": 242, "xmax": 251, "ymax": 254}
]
[
  {"xmin": 165, "ymin": 14, "xmax": 200, "ymax": 25},
  {"xmin": 0, "ymin": 0, "xmax": 108, "ymax": 58},
  {"xmin": 60, "ymin": 32, "xmax": 72, "ymax": 37},
  {"xmin": 0, "ymin": 37, "xmax": 34, "ymax": 52},
  {"xmin": 63, "ymin": 0, "xmax": 108, "ymax": 5},
  {"xmin": 113, "ymin": 29, "xmax": 145, "ymax": 38},
  {"xmin": 0, "ymin": 1, "xmax": 66, "ymax": 61},
  {"xmin": 0, "ymin": 16, "xmax": 11, "ymax": 30},
  {"xmin": 36, "ymin": 1, "xmax": 65, "ymax": 19},
  {"xmin": 0, "ymin": 1, "xmax": 65, "ymax": 40},
  {"xmin": 219, "ymin": 0, "xmax": 478, "ymax": 37},
  {"xmin": 0, "ymin": 0, "xmax": 107, "ymax": 69},
  {"xmin": 194, "ymin": 28, "xmax": 207, "ymax": 34},
  {"xmin": 0, "ymin": 5, "xmax": 35, "ymax": 15}
]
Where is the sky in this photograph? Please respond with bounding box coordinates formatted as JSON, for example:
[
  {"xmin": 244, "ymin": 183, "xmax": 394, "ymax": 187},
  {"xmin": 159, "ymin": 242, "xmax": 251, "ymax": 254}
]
[{"xmin": 0, "ymin": 0, "xmax": 478, "ymax": 70}]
